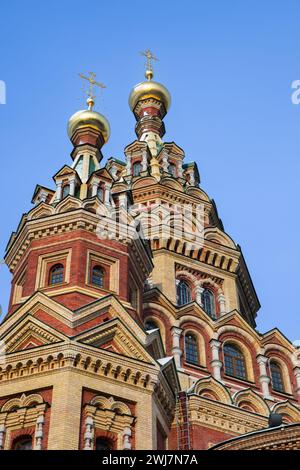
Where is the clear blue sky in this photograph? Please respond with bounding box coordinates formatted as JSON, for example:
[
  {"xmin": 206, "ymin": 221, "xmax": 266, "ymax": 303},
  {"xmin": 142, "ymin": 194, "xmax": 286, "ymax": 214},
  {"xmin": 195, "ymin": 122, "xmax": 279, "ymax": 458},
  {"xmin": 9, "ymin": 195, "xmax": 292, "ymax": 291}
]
[{"xmin": 0, "ymin": 0, "xmax": 299, "ymax": 341}]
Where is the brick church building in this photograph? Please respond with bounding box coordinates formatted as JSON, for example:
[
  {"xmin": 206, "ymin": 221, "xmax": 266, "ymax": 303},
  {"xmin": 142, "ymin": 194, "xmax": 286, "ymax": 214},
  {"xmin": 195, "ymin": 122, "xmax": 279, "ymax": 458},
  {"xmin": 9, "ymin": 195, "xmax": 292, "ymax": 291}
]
[{"xmin": 0, "ymin": 56, "xmax": 300, "ymax": 450}]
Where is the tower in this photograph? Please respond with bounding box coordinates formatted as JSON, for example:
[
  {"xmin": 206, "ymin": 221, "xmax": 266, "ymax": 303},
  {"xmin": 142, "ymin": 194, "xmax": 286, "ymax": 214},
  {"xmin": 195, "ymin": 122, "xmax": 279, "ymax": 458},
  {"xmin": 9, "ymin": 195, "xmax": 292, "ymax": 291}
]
[{"xmin": 0, "ymin": 58, "xmax": 300, "ymax": 451}]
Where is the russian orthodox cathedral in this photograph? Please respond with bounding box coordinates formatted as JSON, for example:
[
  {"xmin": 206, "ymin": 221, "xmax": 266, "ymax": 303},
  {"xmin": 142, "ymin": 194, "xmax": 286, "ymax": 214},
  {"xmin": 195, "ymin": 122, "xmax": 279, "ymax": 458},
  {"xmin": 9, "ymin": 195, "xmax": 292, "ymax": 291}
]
[{"xmin": 0, "ymin": 52, "xmax": 300, "ymax": 450}]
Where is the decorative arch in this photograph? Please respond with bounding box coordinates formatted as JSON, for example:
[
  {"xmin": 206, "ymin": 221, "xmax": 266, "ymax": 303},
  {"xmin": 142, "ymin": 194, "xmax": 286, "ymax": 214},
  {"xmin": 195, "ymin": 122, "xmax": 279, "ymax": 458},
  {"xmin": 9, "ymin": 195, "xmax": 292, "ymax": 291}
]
[
  {"xmin": 185, "ymin": 186, "xmax": 210, "ymax": 202},
  {"xmin": 177, "ymin": 314, "xmax": 215, "ymax": 337},
  {"xmin": 55, "ymin": 196, "xmax": 82, "ymax": 214},
  {"xmin": 217, "ymin": 324, "xmax": 261, "ymax": 353},
  {"xmin": 160, "ymin": 177, "xmax": 183, "ymax": 191},
  {"xmin": 193, "ymin": 376, "xmax": 232, "ymax": 404},
  {"xmin": 176, "ymin": 270, "xmax": 198, "ymax": 286},
  {"xmin": 90, "ymin": 396, "xmax": 111, "ymax": 410},
  {"xmin": 111, "ymin": 182, "xmax": 130, "ymax": 193},
  {"xmin": 28, "ymin": 203, "xmax": 54, "ymax": 220},
  {"xmin": 131, "ymin": 177, "xmax": 157, "ymax": 189},
  {"xmin": 83, "ymin": 198, "xmax": 110, "ymax": 216},
  {"xmin": 199, "ymin": 277, "xmax": 223, "ymax": 295},
  {"xmin": 204, "ymin": 227, "xmax": 236, "ymax": 249},
  {"xmin": 2, "ymin": 393, "xmax": 44, "ymax": 412},
  {"xmin": 271, "ymin": 401, "xmax": 300, "ymax": 423},
  {"xmin": 233, "ymin": 389, "xmax": 269, "ymax": 416},
  {"xmin": 110, "ymin": 401, "xmax": 131, "ymax": 415}
]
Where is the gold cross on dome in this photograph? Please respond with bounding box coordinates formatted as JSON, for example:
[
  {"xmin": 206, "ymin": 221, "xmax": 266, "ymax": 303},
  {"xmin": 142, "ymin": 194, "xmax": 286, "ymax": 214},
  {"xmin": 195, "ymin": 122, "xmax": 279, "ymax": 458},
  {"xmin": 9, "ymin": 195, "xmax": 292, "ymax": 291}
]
[
  {"xmin": 140, "ymin": 49, "xmax": 158, "ymax": 79},
  {"xmin": 79, "ymin": 72, "xmax": 106, "ymax": 107}
]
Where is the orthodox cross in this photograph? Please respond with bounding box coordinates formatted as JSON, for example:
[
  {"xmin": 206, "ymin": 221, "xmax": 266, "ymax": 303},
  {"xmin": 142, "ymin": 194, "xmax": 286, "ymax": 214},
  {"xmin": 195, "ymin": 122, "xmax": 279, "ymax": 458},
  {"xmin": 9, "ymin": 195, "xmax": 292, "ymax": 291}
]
[
  {"xmin": 79, "ymin": 72, "xmax": 106, "ymax": 108},
  {"xmin": 140, "ymin": 49, "xmax": 158, "ymax": 79}
]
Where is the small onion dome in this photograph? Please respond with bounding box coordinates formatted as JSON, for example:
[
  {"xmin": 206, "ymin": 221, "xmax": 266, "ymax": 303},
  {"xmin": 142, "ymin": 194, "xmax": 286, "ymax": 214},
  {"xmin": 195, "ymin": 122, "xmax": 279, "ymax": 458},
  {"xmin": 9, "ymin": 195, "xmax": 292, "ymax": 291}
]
[
  {"xmin": 67, "ymin": 98, "xmax": 110, "ymax": 143},
  {"xmin": 129, "ymin": 79, "xmax": 171, "ymax": 113}
]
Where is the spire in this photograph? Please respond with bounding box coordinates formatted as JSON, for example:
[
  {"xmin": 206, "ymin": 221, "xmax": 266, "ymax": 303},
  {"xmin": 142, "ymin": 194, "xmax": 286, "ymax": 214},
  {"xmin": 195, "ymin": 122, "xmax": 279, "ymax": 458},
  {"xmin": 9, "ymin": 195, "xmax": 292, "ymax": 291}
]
[{"xmin": 128, "ymin": 51, "xmax": 171, "ymax": 155}]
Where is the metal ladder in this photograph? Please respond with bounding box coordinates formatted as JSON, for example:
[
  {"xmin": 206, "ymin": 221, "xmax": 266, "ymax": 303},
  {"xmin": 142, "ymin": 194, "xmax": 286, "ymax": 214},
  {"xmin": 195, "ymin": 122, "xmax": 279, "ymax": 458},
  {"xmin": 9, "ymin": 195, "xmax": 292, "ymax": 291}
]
[{"xmin": 176, "ymin": 391, "xmax": 191, "ymax": 450}]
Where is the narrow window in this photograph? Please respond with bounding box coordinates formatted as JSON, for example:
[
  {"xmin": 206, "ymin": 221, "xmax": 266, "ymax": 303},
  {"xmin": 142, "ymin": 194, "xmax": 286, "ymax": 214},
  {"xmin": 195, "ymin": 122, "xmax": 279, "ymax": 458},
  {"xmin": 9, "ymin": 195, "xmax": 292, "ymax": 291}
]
[
  {"xmin": 201, "ymin": 289, "xmax": 216, "ymax": 319},
  {"xmin": 270, "ymin": 361, "xmax": 285, "ymax": 393},
  {"xmin": 133, "ymin": 162, "xmax": 142, "ymax": 177},
  {"xmin": 49, "ymin": 263, "xmax": 64, "ymax": 285},
  {"xmin": 91, "ymin": 265, "xmax": 104, "ymax": 287},
  {"xmin": 168, "ymin": 163, "xmax": 176, "ymax": 177},
  {"xmin": 185, "ymin": 333, "xmax": 199, "ymax": 365},
  {"xmin": 62, "ymin": 184, "xmax": 70, "ymax": 199},
  {"xmin": 97, "ymin": 187, "xmax": 104, "ymax": 201},
  {"xmin": 224, "ymin": 343, "xmax": 247, "ymax": 380},
  {"xmin": 177, "ymin": 280, "xmax": 191, "ymax": 306}
]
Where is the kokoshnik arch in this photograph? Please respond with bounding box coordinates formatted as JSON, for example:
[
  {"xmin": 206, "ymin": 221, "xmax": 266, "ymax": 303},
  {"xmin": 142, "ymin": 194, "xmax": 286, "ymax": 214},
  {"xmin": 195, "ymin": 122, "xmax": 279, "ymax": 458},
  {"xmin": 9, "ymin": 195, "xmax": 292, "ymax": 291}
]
[{"xmin": 0, "ymin": 51, "xmax": 300, "ymax": 451}]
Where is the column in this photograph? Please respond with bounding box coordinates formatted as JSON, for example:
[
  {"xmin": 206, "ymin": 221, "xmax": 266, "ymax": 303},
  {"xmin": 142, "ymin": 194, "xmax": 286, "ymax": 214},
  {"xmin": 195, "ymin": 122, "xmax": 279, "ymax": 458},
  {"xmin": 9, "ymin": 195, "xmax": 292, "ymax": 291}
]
[
  {"xmin": 0, "ymin": 425, "xmax": 5, "ymax": 450},
  {"xmin": 34, "ymin": 413, "xmax": 45, "ymax": 450},
  {"xmin": 84, "ymin": 416, "xmax": 94, "ymax": 450},
  {"xmin": 162, "ymin": 153, "xmax": 169, "ymax": 172},
  {"xmin": 123, "ymin": 427, "xmax": 132, "ymax": 450},
  {"xmin": 195, "ymin": 285, "xmax": 204, "ymax": 306},
  {"xmin": 104, "ymin": 183, "xmax": 111, "ymax": 205},
  {"xmin": 293, "ymin": 367, "xmax": 300, "ymax": 398},
  {"xmin": 126, "ymin": 153, "xmax": 132, "ymax": 175},
  {"xmin": 210, "ymin": 339, "xmax": 222, "ymax": 382},
  {"xmin": 141, "ymin": 151, "xmax": 148, "ymax": 172},
  {"xmin": 189, "ymin": 170, "xmax": 195, "ymax": 186},
  {"xmin": 257, "ymin": 355, "xmax": 272, "ymax": 399},
  {"xmin": 91, "ymin": 180, "xmax": 99, "ymax": 197},
  {"xmin": 55, "ymin": 181, "xmax": 63, "ymax": 202},
  {"xmin": 171, "ymin": 326, "xmax": 183, "ymax": 369},
  {"xmin": 69, "ymin": 178, "xmax": 76, "ymax": 197},
  {"xmin": 177, "ymin": 162, "xmax": 183, "ymax": 178},
  {"xmin": 218, "ymin": 294, "xmax": 227, "ymax": 316},
  {"xmin": 39, "ymin": 190, "xmax": 48, "ymax": 203},
  {"xmin": 111, "ymin": 165, "xmax": 118, "ymax": 179}
]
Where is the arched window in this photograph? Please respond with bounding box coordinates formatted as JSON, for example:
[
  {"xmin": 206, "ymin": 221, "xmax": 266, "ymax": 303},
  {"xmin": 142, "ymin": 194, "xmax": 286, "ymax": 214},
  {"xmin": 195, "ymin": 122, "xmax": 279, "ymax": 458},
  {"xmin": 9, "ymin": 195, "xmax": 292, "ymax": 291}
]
[
  {"xmin": 224, "ymin": 343, "xmax": 247, "ymax": 380},
  {"xmin": 168, "ymin": 163, "xmax": 176, "ymax": 177},
  {"xmin": 185, "ymin": 333, "xmax": 199, "ymax": 365},
  {"xmin": 49, "ymin": 263, "xmax": 64, "ymax": 285},
  {"xmin": 133, "ymin": 162, "xmax": 142, "ymax": 177},
  {"xmin": 95, "ymin": 437, "xmax": 111, "ymax": 450},
  {"xmin": 13, "ymin": 436, "xmax": 33, "ymax": 450},
  {"xmin": 145, "ymin": 320, "xmax": 158, "ymax": 331},
  {"xmin": 270, "ymin": 361, "xmax": 284, "ymax": 393},
  {"xmin": 176, "ymin": 280, "xmax": 191, "ymax": 306},
  {"xmin": 201, "ymin": 289, "xmax": 216, "ymax": 319},
  {"xmin": 91, "ymin": 265, "xmax": 104, "ymax": 287},
  {"xmin": 97, "ymin": 187, "xmax": 104, "ymax": 201},
  {"xmin": 62, "ymin": 184, "xmax": 70, "ymax": 199}
]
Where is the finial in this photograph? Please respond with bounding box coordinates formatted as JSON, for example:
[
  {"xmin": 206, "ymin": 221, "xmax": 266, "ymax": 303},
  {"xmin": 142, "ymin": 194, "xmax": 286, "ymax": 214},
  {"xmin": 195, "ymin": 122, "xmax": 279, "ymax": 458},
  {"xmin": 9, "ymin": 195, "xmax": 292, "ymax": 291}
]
[
  {"xmin": 79, "ymin": 72, "xmax": 106, "ymax": 110},
  {"xmin": 140, "ymin": 49, "xmax": 158, "ymax": 80}
]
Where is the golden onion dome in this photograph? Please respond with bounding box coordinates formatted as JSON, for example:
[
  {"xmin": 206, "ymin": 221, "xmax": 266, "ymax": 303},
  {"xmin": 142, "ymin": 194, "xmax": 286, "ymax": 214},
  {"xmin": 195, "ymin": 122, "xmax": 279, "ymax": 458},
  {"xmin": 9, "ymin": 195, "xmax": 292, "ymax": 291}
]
[
  {"xmin": 67, "ymin": 99, "xmax": 110, "ymax": 143},
  {"xmin": 129, "ymin": 79, "xmax": 171, "ymax": 112}
]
